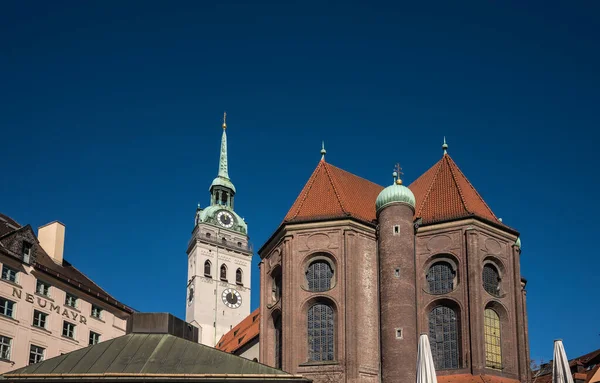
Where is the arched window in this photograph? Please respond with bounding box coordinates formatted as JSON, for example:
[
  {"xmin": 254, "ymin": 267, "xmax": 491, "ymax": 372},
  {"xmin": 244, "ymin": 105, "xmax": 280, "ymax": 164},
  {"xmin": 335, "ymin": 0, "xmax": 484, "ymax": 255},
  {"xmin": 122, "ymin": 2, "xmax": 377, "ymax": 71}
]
[
  {"xmin": 483, "ymin": 264, "xmax": 500, "ymax": 296},
  {"xmin": 484, "ymin": 309, "xmax": 502, "ymax": 369},
  {"xmin": 429, "ymin": 305, "xmax": 459, "ymax": 369},
  {"xmin": 426, "ymin": 262, "xmax": 455, "ymax": 294},
  {"xmin": 236, "ymin": 268, "xmax": 243, "ymax": 285},
  {"xmin": 220, "ymin": 264, "xmax": 227, "ymax": 281},
  {"xmin": 204, "ymin": 260, "xmax": 212, "ymax": 277},
  {"xmin": 272, "ymin": 273, "xmax": 282, "ymax": 302},
  {"xmin": 308, "ymin": 303, "xmax": 334, "ymax": 361},
  {"xmin": 306, "ymin": 260, "xmax": 333, "ymax": 292},
  {"xmin": 274, "ymin": 315, "xmax": 282, "ymax": 369},
  {"xmin": 188, "ymin": 286, "xmax": 194, "ymax": 302}
]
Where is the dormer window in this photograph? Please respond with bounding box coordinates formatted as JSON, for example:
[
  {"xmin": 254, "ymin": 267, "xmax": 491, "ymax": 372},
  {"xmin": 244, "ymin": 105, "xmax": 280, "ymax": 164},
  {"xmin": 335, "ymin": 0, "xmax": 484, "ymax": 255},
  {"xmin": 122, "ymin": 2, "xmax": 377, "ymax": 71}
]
[{"xmin": 22, "ymin": 242, "xmax": 32, "ymax": 264}]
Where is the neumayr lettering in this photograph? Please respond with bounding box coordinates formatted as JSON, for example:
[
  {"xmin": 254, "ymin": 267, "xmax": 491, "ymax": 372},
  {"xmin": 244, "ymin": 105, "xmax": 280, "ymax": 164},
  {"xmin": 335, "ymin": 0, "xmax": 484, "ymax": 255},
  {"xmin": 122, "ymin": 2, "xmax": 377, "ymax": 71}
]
[{"xmin": 12, "ymin": 287, "xmax": 87, "ymax": 324}]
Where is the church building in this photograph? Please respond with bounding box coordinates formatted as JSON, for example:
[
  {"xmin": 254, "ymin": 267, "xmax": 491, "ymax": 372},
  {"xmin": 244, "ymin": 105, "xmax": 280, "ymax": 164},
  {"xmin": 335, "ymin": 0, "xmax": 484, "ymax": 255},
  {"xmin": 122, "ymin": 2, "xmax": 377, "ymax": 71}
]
[
  {"xmin": 185, "ymin": 114, "xmax": 253, "ymax": 347},
  {"xmin": 253, "ymin": 140, "xmax": 529, "ymax": 383}
]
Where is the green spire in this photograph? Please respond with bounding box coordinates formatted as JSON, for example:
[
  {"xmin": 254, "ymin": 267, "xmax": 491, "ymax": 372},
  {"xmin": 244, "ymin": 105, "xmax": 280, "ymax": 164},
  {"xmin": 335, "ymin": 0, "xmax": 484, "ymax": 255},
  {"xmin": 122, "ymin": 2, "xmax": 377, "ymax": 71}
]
[
  {"xmin": 442, "ymin": 136, "xmax": 448, "ymax": 155},
  {"xmin": 218, "ymin": 112, "xmax": 229, "ymax": 179}
]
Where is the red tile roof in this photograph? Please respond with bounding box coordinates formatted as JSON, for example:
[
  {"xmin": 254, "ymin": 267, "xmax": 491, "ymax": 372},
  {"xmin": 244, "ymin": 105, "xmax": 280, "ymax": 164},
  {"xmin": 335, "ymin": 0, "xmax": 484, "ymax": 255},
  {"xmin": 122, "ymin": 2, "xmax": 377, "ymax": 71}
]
[
  {"xmin": 534, "ymin": 347, "xmax": 600, "ymax": 383},
  {"xmin": 437, "ymin": 374, "xmax": 519, "ymax": 383},
  {"xmin": 284, "ymin": 160, "xmax": 383, "ymax": 225},
  {"xmin": 409, "ymin": 153, "xmax": 499, "ymax": 225},
  {"xmin": 216, "ymin": 308, "xmax": 260, "ymax": 354}
]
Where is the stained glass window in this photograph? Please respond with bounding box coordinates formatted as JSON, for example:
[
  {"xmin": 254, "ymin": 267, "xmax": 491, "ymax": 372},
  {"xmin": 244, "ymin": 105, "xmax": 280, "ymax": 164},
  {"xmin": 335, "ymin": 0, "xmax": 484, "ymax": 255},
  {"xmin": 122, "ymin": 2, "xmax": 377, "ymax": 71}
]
[
  {"xmin": 427, "ymin": 262, "xmax": 455, "ymax": 294},
  {"xmin": 429, "ymin": 305, "xmax": 459, "ymax": 369},
  {"xmin": 306, "ymin": 261, "xmax": 333, "ymax": 292},
  {"xmin": 274, "ymin": 315, "xmax": 282, "ymax": 369},
  {"xmin": 484, "ymin": 309, "xmax": 502, "ymax": 369},
  {"xmin": 483, "ymin": 265, "xmax": 500, "ymax": 296},
  {"xmin": 308, "ymin": 303, "xmax": 334, "ymax": 361}
]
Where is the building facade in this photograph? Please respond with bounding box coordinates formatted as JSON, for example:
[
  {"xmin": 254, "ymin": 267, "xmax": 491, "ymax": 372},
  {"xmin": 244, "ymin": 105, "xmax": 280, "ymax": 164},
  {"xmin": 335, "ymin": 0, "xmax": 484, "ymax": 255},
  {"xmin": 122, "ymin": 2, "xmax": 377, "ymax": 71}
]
[
  {"xmin": 253, "ymin": 142, "xmax": 529, "ymax": 383},
  {"xmin": 0, "ymin": 214, "xmax": 132, "ymax": 374},
  {"xmin": 185, "ymin": 115, "xmax": 253, "ymax": 347}
]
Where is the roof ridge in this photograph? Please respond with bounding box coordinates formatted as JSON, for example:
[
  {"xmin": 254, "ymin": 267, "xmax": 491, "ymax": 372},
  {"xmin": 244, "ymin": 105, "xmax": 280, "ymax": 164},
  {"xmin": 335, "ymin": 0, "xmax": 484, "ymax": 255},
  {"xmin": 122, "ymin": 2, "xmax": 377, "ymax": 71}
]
[
  {"xmin": 287, "ymin": 161, "xmax": 325, "ymax": 221},
  {"xmin": 446, "ymin": 154, "xmax": 498, "ymax": 220},
  {"xmin": 326, "ymin": 162, "xmax": 384, "ymax": 189},
  {"xmin": 445, "ymin": 154, "xmax": 472, "ymax": 215},
  {"xmin": 415, "ymin": 158, "xmax": 444, "ymax": 217},
  {"xmin": 321, "ymin": 162, "xmax": 348, "ymax": 215}
]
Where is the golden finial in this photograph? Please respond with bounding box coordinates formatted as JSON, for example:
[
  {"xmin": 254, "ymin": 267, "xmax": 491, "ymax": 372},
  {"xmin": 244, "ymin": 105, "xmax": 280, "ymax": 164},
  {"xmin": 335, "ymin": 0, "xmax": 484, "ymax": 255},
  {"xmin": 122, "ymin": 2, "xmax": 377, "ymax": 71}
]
[
  {"xmin": 222, "ymin": 112, "xmax": 227, "ymax": 130},
  {"xmin": 394, "ymin": 163, "xmax": 403, "ymax": 185}
]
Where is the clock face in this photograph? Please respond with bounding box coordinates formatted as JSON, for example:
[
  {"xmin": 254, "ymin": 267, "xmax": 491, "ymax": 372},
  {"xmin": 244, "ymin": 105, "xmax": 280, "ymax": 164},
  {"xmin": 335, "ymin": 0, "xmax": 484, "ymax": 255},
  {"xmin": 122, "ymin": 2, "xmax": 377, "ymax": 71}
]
[
  {"xmin": 216, "ymin": 211, "xmax": 234, "ymax": 228},
  {"xmin": 222, "ymin": 288, "xmax": 242, "ymax": 309}
]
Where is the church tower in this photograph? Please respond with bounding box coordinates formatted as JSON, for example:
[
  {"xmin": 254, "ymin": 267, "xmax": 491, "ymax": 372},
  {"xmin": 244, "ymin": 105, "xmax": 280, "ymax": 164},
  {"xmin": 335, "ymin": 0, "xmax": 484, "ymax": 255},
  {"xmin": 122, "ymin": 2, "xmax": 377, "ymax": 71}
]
[
  {"xmin": 376, "ymin": 165, "xmax": 418, "ymax": 383},
  {"xmin": 186, "ymin": 114, "xmax": 252, "ymax": 347}
]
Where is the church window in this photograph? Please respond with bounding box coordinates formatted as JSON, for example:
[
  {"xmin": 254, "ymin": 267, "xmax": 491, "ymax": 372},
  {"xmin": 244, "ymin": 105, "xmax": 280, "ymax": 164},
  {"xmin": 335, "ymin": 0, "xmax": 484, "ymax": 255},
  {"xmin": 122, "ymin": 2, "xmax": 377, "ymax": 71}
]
[
  {"xmin": 429, "ymin": 305, "xmax": 459, "ymax": 369},
  {"xmin": 484, "ymin": 308, "xmax": 502, "ymax": 369},
  {"xmin": 483, "ymin": 264, "xmax": 501, "ymax": 296},
  {"xmin": 204, "ymin": 260, "xmax": 212, "ymax": 277},
  {"xmin": 427, "ymin": 262, "xmax": 455, "ymax": 294},
  {"xmin": 236, "ymin": 268, "xmax": 243, "ymax": 285},
  {"xmin": 220, "ymin": 264, "xmax": 227, "ymax": 281},
  {"xmin": 188, "ymin": 286, "xmax": 194, "ymax": 302},
  {"xmin": 307, "ymin": 303, "xmax": 334, "ymax": 362},
  {"xmin": 272, "ymin": 273, "xmax": 282, "ymax": 302},
  {"xmin": 274, "ymin": 314, "xmax": 282, "ymax": 369},
  {"xmin": 306, "ymin": 260, "xmax": 333, "ymax": 292}
]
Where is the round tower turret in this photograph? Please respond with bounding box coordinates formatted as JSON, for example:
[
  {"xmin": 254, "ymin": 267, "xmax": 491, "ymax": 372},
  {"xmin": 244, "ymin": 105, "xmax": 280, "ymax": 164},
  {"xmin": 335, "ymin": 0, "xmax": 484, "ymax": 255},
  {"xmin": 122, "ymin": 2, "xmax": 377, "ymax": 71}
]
[{"xmin": 377, "ymin": 166, "xmax": 418, "ymax": 383}]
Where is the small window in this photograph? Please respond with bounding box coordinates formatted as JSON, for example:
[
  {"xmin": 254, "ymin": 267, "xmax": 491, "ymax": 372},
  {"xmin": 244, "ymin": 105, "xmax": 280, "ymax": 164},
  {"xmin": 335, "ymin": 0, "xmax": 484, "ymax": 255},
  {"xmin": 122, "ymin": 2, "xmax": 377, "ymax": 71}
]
[
  {"xmin": 29, "ymin": 345, "xmax": 45, "ymax": 365},
  {"xmin": 272, "ymin": 273, "xmax": 282, "ymax": 302},
  {"xmin": 204, "ymin": 260, "xmax": 212, "ymax": 277},
  {"xmin": 220, "ymin": 264, "xmax": 227, "ymax": 281},
  {"xmin": 89, "ymin": 331, "xmax": 101, "ymax": 345},
  {"xmin": 393, "ymin": 225, "xmax": 400, "ymax": 235},
  {"xmin": 36, "ymin": 280, "xmax": 51, "ymax": 297},
  {"xmin": 91, "ymin": 304, "xmax": 103, "ymax": 319},
  {"xmin": 206, "ymin": 232, "xmax": 211, "ymax": 238},
  {"xmin": 306, "ymin": 260, "xmax": 334, "ymax": 292},
  {"xmin": 65, "ymin": 293, "xmax": 78, "ymax": 308},
  {"xmin": 483, "ymin": 264, "xmax": 501, "ymax": 296},
  {"xmin": 221, "ymin": 237, "xmax": 227, "ymax": 244},
  {"xmin": 0, "ymin": 336, "xmax": 11, "ymax": 360},
  {"xmin": 396, "ymin": 328, "xmax": 403, "ymax": 339},
  {"xmin": 0, "ymin": 298, "xmax": 15, "ymax": 318},
  {"xmin": 62, "ymin": 321, "xmax": 76, "ymax": 338},
  {"xmin": 22, "ymin": 242, "xmax": 32, "ymax": 263},
  {"xmin": 1, "ymin": 265, "xmax": 18, "ymax": 283},
  {"xmin": 188, "ymin": 286, "xmax": 194, "ymax": 302},
  {"xmin": 237, "ymin": 242, "xmax": 242, "ymax": 247},
  {"xmin": 33, "ymin": 310, "xmax": 47, "ymax": 329},
  {"xmin": 236, "ymin": 268, "xmax": 243, "ymax": 285}
]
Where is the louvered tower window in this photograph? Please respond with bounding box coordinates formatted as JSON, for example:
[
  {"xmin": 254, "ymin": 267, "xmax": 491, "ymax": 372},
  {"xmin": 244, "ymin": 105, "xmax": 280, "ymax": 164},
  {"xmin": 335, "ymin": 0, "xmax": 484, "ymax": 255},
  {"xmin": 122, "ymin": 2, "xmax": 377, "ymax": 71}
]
[
  {"xmin": 429, "ymin": 305, "xmax": 459, "ymax": 369},
  {"xmin": 236, "ymin": 268, "xmax": 243, "ymax": 285},
  {"xmin": 426, "ymin": 262, "xmax": 455, "ymax": 294},
  {"xmin": 306, "ymin": 261, "xmax": 333, "ymax": 292},
  {"xmin": 307, "ymin": 303, "xmax": 334, "ymax": 361},
  {"xmin": 483, "ymin": 265, "xmax": 500, "ymax": 296},
  {"xmin": 204, "ymin": 260, "xmax": 212, "ymax": 277},
  {"xmin": 220, "ymin": 264, "xmax": 227, "ymax": 281},
  {"xmin": 484, "ymin": 309, "xmax": 502, "ymax": 369},
  {"xmin": 274, "ymin": 315, "xmax": 282, "ymax": 369}
]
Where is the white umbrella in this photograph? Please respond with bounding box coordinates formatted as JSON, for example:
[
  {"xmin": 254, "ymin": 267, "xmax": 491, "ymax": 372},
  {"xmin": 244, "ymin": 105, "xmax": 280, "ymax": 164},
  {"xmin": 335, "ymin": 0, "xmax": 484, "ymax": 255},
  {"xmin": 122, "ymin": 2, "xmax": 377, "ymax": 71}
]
[
  {"xmin": 553, "ymin": 339, "xmax": 574, "ymax": 383},
  {"xmin": 416, "ymin": 333, "xmax": 438, "ymax": 383}
]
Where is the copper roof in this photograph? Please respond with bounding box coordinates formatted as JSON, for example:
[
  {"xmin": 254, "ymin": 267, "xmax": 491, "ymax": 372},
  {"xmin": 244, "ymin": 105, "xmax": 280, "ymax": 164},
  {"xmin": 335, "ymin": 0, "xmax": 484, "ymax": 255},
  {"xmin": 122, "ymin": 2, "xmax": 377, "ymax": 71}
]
[
  {"xmin": 217, "ymin": 308, "xmax": 260, "ymax": 354},
  {"xmin": 437, "ymin": 374, "xmax": 520, "ymax": 383},
  {"xmin": 409, "ymin": 153, "xmax": 499, "ymax": 225}
]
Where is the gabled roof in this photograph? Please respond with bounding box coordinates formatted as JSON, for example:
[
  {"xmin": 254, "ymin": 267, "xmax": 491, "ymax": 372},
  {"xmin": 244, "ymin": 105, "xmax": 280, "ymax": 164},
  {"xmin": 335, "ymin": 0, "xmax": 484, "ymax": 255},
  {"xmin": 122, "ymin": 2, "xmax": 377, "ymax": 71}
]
[
  {"xmin": 217, "ymin": 308, "xmax": 260, "ymax": 354},
  {"xmin": 0, "ymin": 213, "xmax": 133, "ymax": 314},
  {"xmin": 437, "ymin": 375, "xmax": 520, "ymax": 383},
  {"xmin": 283, "ymin": 160, "xmax": 383, "ymax": 225},
  {"xmin": 3, "ymin": 333, "xmax": 310, "ymax": 382},
  {"xmin": 409, "ymin": 153, "xmax": 499, "ymax": 225}
]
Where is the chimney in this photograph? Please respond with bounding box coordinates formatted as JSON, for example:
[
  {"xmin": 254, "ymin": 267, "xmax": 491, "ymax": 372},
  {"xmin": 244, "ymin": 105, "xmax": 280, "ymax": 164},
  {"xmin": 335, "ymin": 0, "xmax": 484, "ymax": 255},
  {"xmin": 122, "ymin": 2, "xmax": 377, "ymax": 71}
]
[{"xmin": 37, "ymin": 221, "xmax": 65, "ymax": 264}]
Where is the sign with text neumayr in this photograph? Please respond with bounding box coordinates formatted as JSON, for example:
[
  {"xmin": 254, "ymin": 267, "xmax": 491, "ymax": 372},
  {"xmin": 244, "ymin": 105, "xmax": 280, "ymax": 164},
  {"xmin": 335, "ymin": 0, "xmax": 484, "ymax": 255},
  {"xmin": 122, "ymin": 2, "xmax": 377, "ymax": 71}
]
[{"xmin": 12, "ymin": 287, "xmax": 88, "ymax": 324}]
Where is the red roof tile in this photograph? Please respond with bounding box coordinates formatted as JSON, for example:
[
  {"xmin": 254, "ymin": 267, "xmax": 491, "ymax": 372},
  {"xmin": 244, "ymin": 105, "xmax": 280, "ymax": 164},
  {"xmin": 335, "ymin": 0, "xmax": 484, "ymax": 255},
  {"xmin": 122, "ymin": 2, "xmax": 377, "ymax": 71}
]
[
  {"xmin": 437, "ymin": 374, "xmax": 519, "ymax": 383},
  {"xmin": 284, "ymin": 160, "xmax": 383, "ymax": 225},
  {"xmin": 409, "ymin": 153, "xmax": 499, "ymax": 225},
  {"xmin": 217, "ymin": 308, "xmax": 260, "ymax": 354}
]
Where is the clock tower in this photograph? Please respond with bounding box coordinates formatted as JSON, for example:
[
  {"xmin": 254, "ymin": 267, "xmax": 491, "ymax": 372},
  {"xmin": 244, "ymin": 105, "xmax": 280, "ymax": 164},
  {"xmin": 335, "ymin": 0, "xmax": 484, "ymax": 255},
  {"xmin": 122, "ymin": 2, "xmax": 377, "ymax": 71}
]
[{"xmin": 185, "ymin": 114, "xmax": 252, "ymax": 347}]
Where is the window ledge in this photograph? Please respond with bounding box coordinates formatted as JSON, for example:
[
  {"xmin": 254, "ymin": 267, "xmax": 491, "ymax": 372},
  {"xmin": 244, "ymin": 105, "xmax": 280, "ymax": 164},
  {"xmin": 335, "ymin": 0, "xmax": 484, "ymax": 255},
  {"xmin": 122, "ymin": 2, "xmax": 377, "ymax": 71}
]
[
  {"xmin": 0, "ymin": 314, "xmax": 18, "ymax": 324},
  {"xmin": 64, "ymin": 305, "xmax": 80, "ymax": 313},
  {"xmin": 0, "ymin": 279, "xmax": 22, "ymax": 289},
  {"xmin": 299, "ymin": 360, "xmax": 339, "ymax": 367},
  {"xmin": 31, "ymin": 325, "xmax": 52, "ymax": 335},
  {"xmin": 0, "ymin": 358, "xmax": 14, "ymax": 365},
  {"xmin": 236, "ymin": 282, "xmax": 244, "ymax": 286},
  {"xmin": 35, "ymin": 293, "xmax": 53, "ymax": 302},
  {"xmin": 61, "ymin": 335, "xmax": 79, "ymax": 345},
  {"xmin": 90, "ymin": 316, "xmax": 105, "ymax": 323}
]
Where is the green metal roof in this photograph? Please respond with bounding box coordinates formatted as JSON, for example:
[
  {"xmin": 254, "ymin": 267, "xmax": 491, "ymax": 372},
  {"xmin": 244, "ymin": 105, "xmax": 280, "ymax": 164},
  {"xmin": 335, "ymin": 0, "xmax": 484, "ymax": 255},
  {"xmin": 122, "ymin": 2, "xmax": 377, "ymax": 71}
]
[{"xmin": 2, "ymin": 334, "xmax": 309, "ymax": 382}]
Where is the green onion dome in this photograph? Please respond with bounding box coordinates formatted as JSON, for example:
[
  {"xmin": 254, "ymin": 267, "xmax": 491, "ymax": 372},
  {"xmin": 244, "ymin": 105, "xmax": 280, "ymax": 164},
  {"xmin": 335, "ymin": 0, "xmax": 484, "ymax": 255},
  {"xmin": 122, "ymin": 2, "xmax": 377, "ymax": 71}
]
[{"xmin": 376, "ymin": 170, "xmax": 416, "ymax": 212}]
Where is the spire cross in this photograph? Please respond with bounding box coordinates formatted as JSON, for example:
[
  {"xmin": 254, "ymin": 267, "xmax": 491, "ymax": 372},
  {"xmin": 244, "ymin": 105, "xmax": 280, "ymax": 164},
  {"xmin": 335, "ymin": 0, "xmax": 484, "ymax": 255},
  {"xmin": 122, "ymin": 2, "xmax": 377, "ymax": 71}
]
[{"xmin": 394, "ymin": 163, "xmax": 403, "ymax": 185}]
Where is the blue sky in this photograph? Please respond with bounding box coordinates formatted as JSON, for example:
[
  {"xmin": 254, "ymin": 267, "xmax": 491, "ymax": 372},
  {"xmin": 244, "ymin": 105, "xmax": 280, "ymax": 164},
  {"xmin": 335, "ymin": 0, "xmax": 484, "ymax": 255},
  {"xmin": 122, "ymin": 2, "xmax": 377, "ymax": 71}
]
[{"xmin": 1, "ymin": 1, "xmax": 598, "ymax": 363}]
